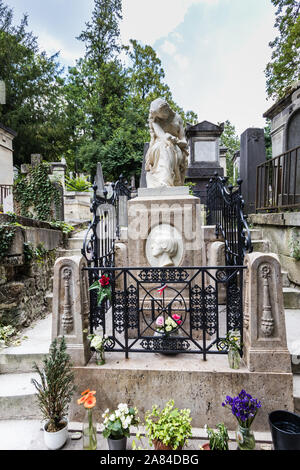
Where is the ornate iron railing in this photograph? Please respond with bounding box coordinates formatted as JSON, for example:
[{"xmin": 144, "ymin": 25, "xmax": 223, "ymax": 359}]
[
  {"xmin": 256, "ymin": 145, "xmax": 300, "ymax": 212},
  {"xmin": 206, "ymin": 175, "xmax": 252, "ymax": 266},
  {"xmin": 82, "ymin": 175, "xmax": 133, "ymax": 267},
  {"xmin": 84, "ymin": 265, "xmax": 245, "ymax": 360}
]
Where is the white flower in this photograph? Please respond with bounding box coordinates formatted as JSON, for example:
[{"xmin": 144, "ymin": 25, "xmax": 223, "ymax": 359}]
[{"xmin": 109, "ymin": 414, "xmax": 116, "ymax": 422}]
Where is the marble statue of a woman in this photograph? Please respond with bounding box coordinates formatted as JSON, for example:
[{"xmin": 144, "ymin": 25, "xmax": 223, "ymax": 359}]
[{"xmin": 145, "ymin": 98, "xmax": 189, "ymax": 188}]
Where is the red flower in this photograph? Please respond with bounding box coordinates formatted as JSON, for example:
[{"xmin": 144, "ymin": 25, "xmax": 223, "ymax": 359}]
[{"xmin": 99, "ymin": 275, "xmax": 110, "ymax": 287}]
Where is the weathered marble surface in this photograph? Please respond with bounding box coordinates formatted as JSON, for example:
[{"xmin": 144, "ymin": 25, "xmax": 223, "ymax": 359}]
[{"xmin": 145, "ymin": 98, "xmax": 189, "ymax": 188}]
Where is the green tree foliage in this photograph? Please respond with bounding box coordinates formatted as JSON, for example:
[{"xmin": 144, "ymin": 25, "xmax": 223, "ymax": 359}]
[
  {"xmin": 219, "ymin": 120, "xmax": 240, "ymax": 184},
  {"xmin": 265, "ymin": 0, "xmax": 300, "ymax": 100},
  {"xmin": 69, "ymin": 1, "xmax": 198, "ymax": 181},
  {"xmin": 264, "ymin": 120, "xmax": 273, "ymax": 159},
  {"xmin": 0, "ymin": 0, "xmax": 67, "ymax": 165},
  {"xmin": 0, "ymin": 0, "xmax": 198, "ymax": 181},
  {"xmin": 77, "ymin": 0, "xmax": 122, "ymax": 65}
]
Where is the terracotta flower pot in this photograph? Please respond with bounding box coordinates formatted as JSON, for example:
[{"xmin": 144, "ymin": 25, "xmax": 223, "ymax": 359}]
[
  {"xmin": 201, "ymin": 442, "xmax": 210, "ymax": 450},
  {"xmin": 153, "ymin": 439, "xmax": 183, "ymax": 451}
]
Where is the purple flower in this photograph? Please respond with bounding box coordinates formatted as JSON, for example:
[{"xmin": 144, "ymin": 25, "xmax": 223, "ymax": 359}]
[{"xmin": 222, "ymin": 390, "xmax": 261, "ymax": 427}]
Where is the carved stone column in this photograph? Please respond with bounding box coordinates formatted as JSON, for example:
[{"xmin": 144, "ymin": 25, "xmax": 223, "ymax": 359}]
[
  {"xmin": 243, "ymin": 252, "xmax": 291, "ymax": 373},
  {"xmin": 52, "ymin": 255, "xmax": 91, "ymax": 366}
]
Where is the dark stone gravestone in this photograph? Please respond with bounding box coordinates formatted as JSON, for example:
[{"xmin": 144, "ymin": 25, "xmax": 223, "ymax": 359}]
[{"xmin": 239, "ymin": 128, "xmax": 266, "ymax": 215}]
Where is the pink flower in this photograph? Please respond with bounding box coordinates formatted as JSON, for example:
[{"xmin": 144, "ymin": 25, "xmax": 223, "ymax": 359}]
[
  {"xmin": 156, "ymin": 316, "xmax": 164, "ymax": 327},
  {"xmin": 172, "ymin": 314, "xmax": 181, "ymax": 321}
]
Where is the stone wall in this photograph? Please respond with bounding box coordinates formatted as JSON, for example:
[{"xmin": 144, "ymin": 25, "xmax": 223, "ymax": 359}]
[
  {"xmin": 0, "ymin": 252, "xmax": 56, "ymax": 327},
  {"xmin": 0, "ymin": 216, "xmax": 63, "ymax": 327},
  {"xmin": 249, "ymin": 212, "xmax": 300, "ymax": 286}
]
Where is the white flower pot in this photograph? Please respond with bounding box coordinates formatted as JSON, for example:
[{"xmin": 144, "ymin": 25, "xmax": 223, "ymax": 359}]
[{"xmin": 43, "ymin": 421, "xmax": 68, "ymax": 450}]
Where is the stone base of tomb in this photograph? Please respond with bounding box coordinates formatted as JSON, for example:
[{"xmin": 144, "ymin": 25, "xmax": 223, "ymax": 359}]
[
  {"xmin": 126, "ymin": 186, "xmax": 203, "ymax": 267},
  {"xmin": 69, "ymin": 352, "xmax": 294, "ymax": 432}
]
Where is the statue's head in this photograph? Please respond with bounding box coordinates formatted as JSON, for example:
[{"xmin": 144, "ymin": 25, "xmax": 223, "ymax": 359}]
[
  {"xmin": 150, "ymin": 98, "xmax": 172, "ymax": 120},
  {"xmin": 150, "ymin": 231, "xmax": 178, "ymax": 267}
]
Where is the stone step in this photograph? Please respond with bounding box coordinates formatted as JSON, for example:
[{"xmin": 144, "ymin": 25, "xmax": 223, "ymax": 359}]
[
  {"xmin": 251, "ymin": 239, "xmax": 270, "ymax": 252},
  {"xmin": 56, "ymin": 248, "xmax": 82, "ymax": 257},
  {"xmin": 0, "ymin": 315, "xmax": 51, "ymax": 374},
  {"xmin": 294, "ymin": 376, "xmax": 300, "ymax": 414},
  {"xmin": 67, "ymin": 237, "xmax": 85, "ymax": 250},
  {"xmin": 283, "ymin": 287, "xmax": 300, "ymax": 309},
  {"xmin": 0, "ymin": 372, "xmax": 41, "ymax": 419},
  {"xmin": 249, "ymin": 228, "xmax": 263, "ymax": 241},
  {"xmin": 281, "ymin": 271, "xmax": 291, "ymax": 288}
]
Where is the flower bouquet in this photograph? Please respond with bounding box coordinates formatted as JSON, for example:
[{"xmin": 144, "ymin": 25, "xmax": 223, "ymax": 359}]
[
  {"xmin": 222, "ymin": 330, "xmax": 242, "ymax": 369},
  {"xmin": 77, "ymin": 389, "xmax": 97, "ymax": 450},
  {"xmin": 88, "ymin": 333, "xmax": 109, "ymax": 365},
  {"xmin": 101, "ymin": 403, "xmax": 139, "ymax": 450},
  {"xmin": 88, "ymin": 274, "xmax": 111, "ymax": 306},
  {"xmin": 155, "ymin": 314, "xmax": 182, "ymax": 335},
  {"xmin": 222, "ymin": 389, "xmax": 262, "ymax": 450}
]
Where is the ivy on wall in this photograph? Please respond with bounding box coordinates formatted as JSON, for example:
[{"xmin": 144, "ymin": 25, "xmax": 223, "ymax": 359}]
[
  {"xmin": 13, "ymin": 163, "xmax": 61, "ymax": 221},
  {"xmin": 0, "ymin": 224, "xmax": 17, "ymax": 261}
]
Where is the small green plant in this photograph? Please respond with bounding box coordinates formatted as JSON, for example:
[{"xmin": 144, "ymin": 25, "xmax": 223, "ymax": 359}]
[
  {"xmin": 205, "ymin": 423, "xmax": 229, "ymax": 450},
  {"xmin": 0, "ymin": 223, "xmax": 20, "ymax": 261},
  {"xmin": 31, "ymin": 337, "xmax": 75, "ymax": 433},
  {"xmin": 24, "ymin": 242, "xmax": 48, "ymax": 264},
  {"xmin": 0, "ymin": 323, "xmax": 28, "ymax": 348},
  {"xmin": 144, "ymin": 399, "xmax": 192, "ymax": 450},
  {"xmin": 184, "ymin": 181, "xmax": 196, "ymax": 195},
  {"xmin": 49, "ymin": 220, "xmax": 74, "ymax": 234},
  {"xmin": 0, "ymin": 324, "xmax": 19, "ymax": 348},
  {"xmin": 65, "ymin": 176, "xmax": 91, "ymax": 192}
]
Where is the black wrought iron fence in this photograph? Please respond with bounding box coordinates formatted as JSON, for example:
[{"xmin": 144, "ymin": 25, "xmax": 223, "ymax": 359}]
[
  {"xmin": 84, "ymin": 265, "xmax": 245, "ymax": 360},
  {"xmin": 256, "ymin": 145, "xmax": 300, "ymax": 212},
  {"xmin": 206, "ymin": 175, "xmax": 252, "ymax": 266},
  {"xmin": 82, "ymin": 175, "xmax": 133, "ymax": 268}
]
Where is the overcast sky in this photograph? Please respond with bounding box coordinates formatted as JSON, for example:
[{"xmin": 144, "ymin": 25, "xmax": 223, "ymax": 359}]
[{"xmin": 7, "ymin": 0, "xmax": 277, "ymax": 136}]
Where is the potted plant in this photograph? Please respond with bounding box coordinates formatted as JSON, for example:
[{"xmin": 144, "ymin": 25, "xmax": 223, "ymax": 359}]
[
  {"xmin": 88, "ymin": 332, "xmax": 110, "ymax": 365},
  {"xmin": 101, "ymin": 403, "xmax": 139, "ymax": 450},
  {"xmin": 201, "ymin": 423, "xmax": 229, "ymax": 450},
  {"xmin": 145, "ymin": 399, "xmax": 192, "ymax": 450},
  {"xmin": 78, "ymin": 389, "xmax": 97, "ymax": 450},
  {"xmin": 222, "ymin": 389, "xmax": 261, "ymax": 450},
  {"xmin": 31, "ymin": 337, "xmax": 75, "ymax": 450}
]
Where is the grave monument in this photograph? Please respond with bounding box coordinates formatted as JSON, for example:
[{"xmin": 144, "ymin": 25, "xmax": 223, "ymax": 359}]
[{"xmin": 126, "ymin": 98, "xmax": 202, "ymax": 268}]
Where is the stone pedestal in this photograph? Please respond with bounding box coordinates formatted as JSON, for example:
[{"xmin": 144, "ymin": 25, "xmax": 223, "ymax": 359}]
[
  {"xmin": 52, "ymin": 255, "xmax": 91, "ymax": 366},
  {"xmin": 127, "ymin": 187, "xmax": 202, "ymax": 268},
  {"xmin": 243, "ymin": 252, "xmax": 291, "ymax": 373}
]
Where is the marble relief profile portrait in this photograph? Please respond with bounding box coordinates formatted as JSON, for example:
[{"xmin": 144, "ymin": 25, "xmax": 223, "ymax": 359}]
[{"xmin": 145, "ymin": 224, "xmax": 183, "ymax": 267}]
